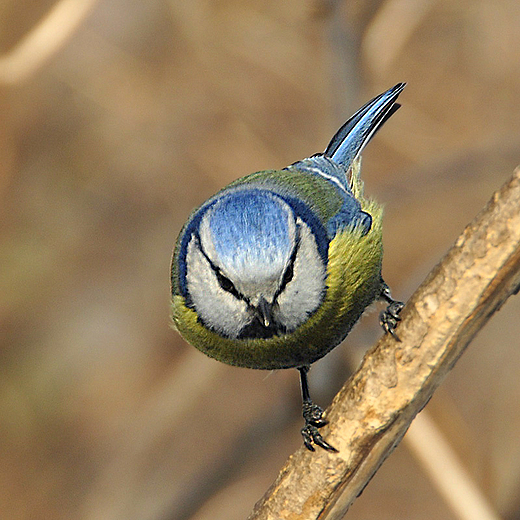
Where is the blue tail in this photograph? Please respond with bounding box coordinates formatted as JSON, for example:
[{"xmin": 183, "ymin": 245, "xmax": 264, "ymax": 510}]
[{"xmin": 324, "ymin": 83, "xmax": 405, "ymax": 169}]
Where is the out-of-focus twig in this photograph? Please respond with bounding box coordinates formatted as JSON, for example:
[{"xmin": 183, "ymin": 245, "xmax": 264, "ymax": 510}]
[
  {"xmin": 322, "ymin": 0, "xmax": 361, "ymax": 120},
  {"xmin": 406, "ymin": 411, "xmax": 502, "ymax": 520},
  {"xmin": 0, "ymin": 0, "xmax": 100, "ymax": 85},
  {"xmin": 249, "ymin": 168, "xmax": 520, "ymax": 519},
  {"xmin": 362, "ymin": 0, "xmax": 437, "ymax": 76}
]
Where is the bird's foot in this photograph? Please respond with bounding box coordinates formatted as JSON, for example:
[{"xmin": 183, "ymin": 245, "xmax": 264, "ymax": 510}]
[
  {"xmin": 301, "ymin": 401, "xmax": 337, "ymax": 452},
  {"xmin": 379, "ymin": 284, "xmax": 404, "ymax": 341}
]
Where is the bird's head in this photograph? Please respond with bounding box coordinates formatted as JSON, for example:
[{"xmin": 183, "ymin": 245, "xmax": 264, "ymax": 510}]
[{"xmin": 182, "ymin": 188, "xmax": 327, "ymax": 339}]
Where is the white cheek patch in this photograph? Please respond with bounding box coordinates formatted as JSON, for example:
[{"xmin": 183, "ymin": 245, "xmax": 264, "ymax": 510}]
[
  {"xmin": 274, "ymin": 220, "xmax": 326, "ymax": 331},
  {"xmin": 185, "ymin": 236, "xmax": 251, "ymax": 338}
]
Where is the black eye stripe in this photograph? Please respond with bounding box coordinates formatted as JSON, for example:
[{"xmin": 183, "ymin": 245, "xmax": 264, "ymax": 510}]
[
  {"xmin": 194, "ymin": 226, "xmax": 300, "ymax": 305},
  {"xmin": 194, "ymin": 233, "xmax": 245, "ymax": 301},
  {"xmin": 216, "ymin": 270, "xmax": 233, "ymax": 290},
  {"xmin": 282, "ymin": 262, "xmax": 294, "ymax": 286},
  {"xmin": 215, "ymin": 270, "xmax": 242, "ymax": 299},
  {"xmin": 275, "ymin": 224, "xmax": 301, "ymax": 301}
]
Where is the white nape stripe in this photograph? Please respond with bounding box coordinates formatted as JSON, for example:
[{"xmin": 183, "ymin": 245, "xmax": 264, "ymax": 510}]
[{"xmin": 301, "ymin": 166, "xmax": 349, "ymax": 194}]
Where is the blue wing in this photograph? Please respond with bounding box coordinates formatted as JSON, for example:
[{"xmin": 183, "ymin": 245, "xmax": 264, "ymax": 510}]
[
  {"xmin": 289, "ymin": 155, "xmax": 373, "ymax": 238},
  {"xmin": 324, "ymin": 83, "xmax": 405, "ymax": 170},
  {"xmin": 286, "ymin": 84, "xmax": 405, "ymax": 240}
]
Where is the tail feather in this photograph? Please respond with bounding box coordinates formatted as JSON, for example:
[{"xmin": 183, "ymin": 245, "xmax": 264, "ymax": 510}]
[{"xmin": 324, "ymin": 83, "xmax": 405, "ymax": 169}]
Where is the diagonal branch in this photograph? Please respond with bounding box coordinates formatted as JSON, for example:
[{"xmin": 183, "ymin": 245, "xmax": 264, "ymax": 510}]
[{"xmin": 249, "ymin": 168, "xmax": 520, "ymax": 520}]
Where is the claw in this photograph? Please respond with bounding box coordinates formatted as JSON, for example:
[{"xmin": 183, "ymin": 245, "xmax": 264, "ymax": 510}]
[
  {"xmin": 298, "ymin": 366, "xmax": 337, "ymax": 452},
  {"xmin": 301, "ymin": 424, "xmax": 337, "ymax": 452},
  {"xmin": 313, "ymin": 431, "xmax": 338, "ymax": 452},
  {"xmin": 379, "ymin": 282, "xmax": 404, "ymax": 341},
  {"xmin": 301, "ymin": 401, "xmax": 337, "ymax": 452},
  {"xmin": 301, "ymin": 425, "xmax": 316, "ymax": 452},
  {"xmin": 302, "ymin": 401, "xmax": 328, "ymax": 427}
]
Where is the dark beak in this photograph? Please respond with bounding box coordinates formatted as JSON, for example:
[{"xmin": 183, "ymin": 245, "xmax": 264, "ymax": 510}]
[{"xmin": 256, "ymin": 298, "xmax": 273, "ymax": 328}]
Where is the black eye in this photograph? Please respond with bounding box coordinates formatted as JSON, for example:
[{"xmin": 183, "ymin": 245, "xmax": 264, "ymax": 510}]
[
  {"xmin": 281, "ymin": 262, "xmax": 294, "ymax": 288},
  {"xmin": 216, "ymin": 270, "xmax": 238, "ymax": 295}
]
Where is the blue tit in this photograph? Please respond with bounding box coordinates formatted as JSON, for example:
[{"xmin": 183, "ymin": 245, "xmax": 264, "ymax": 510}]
[{"xmin": 171, "ymin": 83, "xmax": 405, "ymax": 451}]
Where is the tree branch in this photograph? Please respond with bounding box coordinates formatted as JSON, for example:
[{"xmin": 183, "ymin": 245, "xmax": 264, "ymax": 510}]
[{"xmin": 249, "ymin": 168, "xmax": 520, "ymax": 520}]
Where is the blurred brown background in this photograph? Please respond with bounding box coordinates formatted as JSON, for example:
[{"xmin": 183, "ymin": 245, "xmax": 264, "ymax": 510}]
[{"xmin": 1, "ymin": 1, "xmax": 520, "ymax": 519}]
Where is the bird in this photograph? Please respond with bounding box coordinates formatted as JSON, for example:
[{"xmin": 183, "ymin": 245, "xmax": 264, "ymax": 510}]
[{"xmin": 171, "ymin": 83, "xmax": 405, "ymax": 452}]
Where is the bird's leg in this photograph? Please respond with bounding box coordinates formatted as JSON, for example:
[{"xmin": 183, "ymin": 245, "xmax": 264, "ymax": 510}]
[
  {"xmin": 379, "ymin": 281, "xmax": 404, "ymax": 341},
  {"xmin": 298, "ymin": 366, "xmax": 337, "ymax": 452}
]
